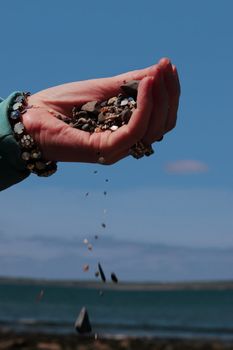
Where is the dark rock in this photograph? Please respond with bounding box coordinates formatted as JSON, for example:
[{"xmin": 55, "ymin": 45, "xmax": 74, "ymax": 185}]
[
  {"xmin": 97, "ymin": 112, "xmax": 108, "ymax": 123},
  {"xmin": 98, "ymin": 262, "xmax": 106, "ymax": 282},
  {"xmin": 77, "ymin": 111, "xmax": 89, "ymax": 119},
  {"xmin": 111, "ymin": 273, "xmax": 118, "ymax": 283},
  {"xmin": 120, "ymin": 80, "xmax": 139, "ymax": 99},
  {"xmin": 74, "ymin": 307, "xmax": 92, "ymax": 334},
  {"xmin": 120, "ymin": 109, "xmax": 132, "ymax": 123},
  {"xmin": 81, "ymin": 123, "xmax": 91, "ymax": 131}
]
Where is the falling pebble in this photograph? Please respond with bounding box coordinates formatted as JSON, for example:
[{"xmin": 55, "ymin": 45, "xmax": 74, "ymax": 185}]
[
  {"xmin": 88, "ymin": 244, "xmax": 93, "ymax": 251},
  {"xmin": 111, "ymin": 273, "xmax": 118, "ymax": 284},
  {"xmin": 103, "ymin": 191, "xmax": 107, "ymax": 195},
  {"xmin": 83, "ymin": 264, "xmax": 89, "ymax": 272},
  {"xmin": 101, "ymin": 223, "xmax": 106, "ymax": 228},
  {"xmin": 105, "ymin": 179, "xmax": 109, "ymax": 182},
  {"xmin": 93, "ymin": 170, "xmax": 98, "ymax": 174},
  {"xmin": 98, "ymin": 156, "xmax": 105, "ymax": 164},
  {"xmin": 83, "ymin": 238, "xmax": 88, "ymax": 245},
  {"xmin": 95, "ymin": 271, "xmax": 99, "ymax": 277},
  {"xmin": 85, "ymin": 192, "xmax": 89, "ymax": 197},
  {"xmin": 94, "ymin": 235, "xmax": 98, "ymax": 240},
  {"xmin": 98, "ymin": 263, "xmax": 106, "ymax": 282},
  {"xmin": 36, "ymin": 289, "xmax": 44, "ymax": 302}
]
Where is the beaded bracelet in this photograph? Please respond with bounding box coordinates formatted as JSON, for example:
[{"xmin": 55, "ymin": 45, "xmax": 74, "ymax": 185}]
[{"xmin": 8, "ymin": 92, "xmax": 57, "ymax": 177}]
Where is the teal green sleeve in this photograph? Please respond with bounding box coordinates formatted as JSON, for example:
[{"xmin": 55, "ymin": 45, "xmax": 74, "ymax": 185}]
[{"xmin": 0, "ymin": 92, "xmax": 30, "ymax": 191}]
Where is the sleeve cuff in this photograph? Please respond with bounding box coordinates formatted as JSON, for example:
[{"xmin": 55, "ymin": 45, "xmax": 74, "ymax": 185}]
[{"xmin": 0, "ymin": 92, "xmax": 30, "ymax": 191}]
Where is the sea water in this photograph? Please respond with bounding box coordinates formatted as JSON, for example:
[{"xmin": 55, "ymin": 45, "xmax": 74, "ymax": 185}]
[{"xmin": 0, "ymin": 281, "xmax": 233, "ymax": 339}]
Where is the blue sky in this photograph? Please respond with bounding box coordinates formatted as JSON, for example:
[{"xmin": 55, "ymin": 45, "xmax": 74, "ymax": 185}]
[{"xmin": 0, "ymin": 0, "xmax": 232, "ymax": 281}]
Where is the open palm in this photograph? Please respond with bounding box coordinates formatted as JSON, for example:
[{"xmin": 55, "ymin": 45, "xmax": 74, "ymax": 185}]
[{"xmin": 22, "ymin": 58, "xmax": 180, "ymax": 164}]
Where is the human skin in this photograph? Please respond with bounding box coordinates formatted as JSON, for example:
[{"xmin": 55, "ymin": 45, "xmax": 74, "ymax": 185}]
[{"xmin": 22, "ymin": 58, "xmax": 180, "ymax": 165}]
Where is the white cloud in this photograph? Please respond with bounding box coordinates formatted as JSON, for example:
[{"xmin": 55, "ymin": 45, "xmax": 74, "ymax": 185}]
[{"xmin": 164, "ymin": 160, "xmax": 209, "ymax": 174}]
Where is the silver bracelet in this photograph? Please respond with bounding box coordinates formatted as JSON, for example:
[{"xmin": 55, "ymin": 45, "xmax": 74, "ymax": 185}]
[{"xmin": 8, "ymin": 92, "xmax": 57, "ymax": 177}]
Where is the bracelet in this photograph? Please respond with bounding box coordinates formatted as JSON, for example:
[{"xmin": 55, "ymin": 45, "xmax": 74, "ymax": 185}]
[{"xmin": 8, "ymin": 92, "xmax": 57, "ymax": 177}]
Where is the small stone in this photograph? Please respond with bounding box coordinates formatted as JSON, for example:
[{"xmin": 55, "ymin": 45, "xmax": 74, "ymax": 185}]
[
  {"xmin": 94, "ymin": 235, "xmax": 98, "ymax": 239},
  {"xmin": 95, "ymin": 271, "xmax": 99, "ymax": 277},
  {"xmin": 98, "ymin": 156, "xmax": 105, "ymax": 164},
  {"xmin": 107, "ymin": 97, "xmax": 117, "ymax": 105},
  {"xmin": 120, "ymin": 98, "xmax": 129, "ymax": 106},
  {"xmin": 83, "ymin": 264, "xmax": 89, "ymax": 272},
  {"xmin": 77, "ymin": 111, "xmax": 89, "ymax": 119},
  {"xmin": 14, "ymin": 122, "xmax": 24, "ymax": 134},
  {"xmin": 103, "ymin": 191, "xmax": 107, "ymax": 196},
  {"xmin": 83, "ymin": 238, "xmax": 88, "ymax": 245},
  {"xmin": 110, "ymin": 125, "xmax": 118, "ymax": 131},
  {"xmin": 36, "ymin": 289, "xmax": 44, "ymax": 302},
  {"xmin": 93, "ymin": 170, "xmax": 98, "ymax": 174},
  {"xmin": 88, "ymin": 244, "xmax": 93, "ymax": 251},
  {"xmin": 98, "ymin": 262, "xmax": 106, "ymax": 282},
  {"xmin": 101, "ymin": 223, "xmax": 106, "ymax": 228},
  {"xmin": 82, "ymin": 123, "xmax": 91, "ymax": 131},
  {"xmin": 81, "ymin": 101, "xmax": 100, "ymax": 114},
  {"xmin": 100, "ymin": 101, "xmax": 107, "ymax": 107},
  {"xmin": 75, "ymin": 117, "xmax": 89, "ymax": 125},
  {"xmin": 74, "ymin": 307, "xmax": 92, "ymax": 334},
  {"xmin": 129, "ymin": 99, "xmax": 137, "ymax": 106},
  {"xmin": 85, "ymin": 192, "xmax": 89, "ymax": 197},
  {"xmin": 120, "ymin": 80, "xmax": 139, "ymax": 99},
  {"xmin": 98, "ymin": 112, "xmax": 108, "ymax": 123},
  {"xmin": 111, "ymin": 273, "xmax": 118, "ymax": 283},
  {"xmin": 120, "ymin": 109, "xmax": 132, "ymax": 123},
  {"xmin": 105, "ymin": 179, "xmax": 109, "ymax": 182},
  {"xmin": 100, "ymin": 106, "xmax": 109, "ymax": 113}
]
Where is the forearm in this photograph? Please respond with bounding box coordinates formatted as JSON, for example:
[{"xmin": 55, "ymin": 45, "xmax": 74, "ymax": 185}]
[{"xmin": 0, "ymin": 92, "xmax": 30, "ymax": 191}]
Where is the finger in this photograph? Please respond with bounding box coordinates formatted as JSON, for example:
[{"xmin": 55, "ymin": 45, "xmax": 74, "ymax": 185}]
[
  {"xmin": 99, "ymin": 76, "xmax": 155, "ymax": 158},
  {"xmin": 142, "ymin": 68, "xmax": 169, "ymax": 145},
  {"xmin": 158, "ymin": 58, "xmax": 181, "ymax": 132}
]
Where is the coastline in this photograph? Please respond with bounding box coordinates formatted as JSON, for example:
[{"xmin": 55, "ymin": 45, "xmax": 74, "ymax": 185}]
[
  {"xmin": 1, "ymin": 276, "xmax": 233, "ymax": 291},
  {"xmin": 1, "ymin": 330, "xmax": 233, "ymax": 350}
]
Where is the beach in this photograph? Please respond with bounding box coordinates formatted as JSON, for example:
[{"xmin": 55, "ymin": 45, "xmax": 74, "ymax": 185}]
[{"xmin": 1, "ymin": 331, "xmax": 233, "ymax": 350}]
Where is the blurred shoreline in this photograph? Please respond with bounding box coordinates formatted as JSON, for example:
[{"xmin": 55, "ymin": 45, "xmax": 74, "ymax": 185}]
[{"xmin": 1, "ymin": 276, "xmax": 233, "ymax": 291}]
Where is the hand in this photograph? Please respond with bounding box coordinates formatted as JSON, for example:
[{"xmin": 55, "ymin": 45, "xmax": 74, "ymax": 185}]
[{"xmin": 22, "ymin": 58, "xmax": 180, "ymax": 164}]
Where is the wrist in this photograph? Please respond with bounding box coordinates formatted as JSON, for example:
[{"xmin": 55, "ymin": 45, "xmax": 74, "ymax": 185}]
[{"xmin": 8, "ymin": 92, "xmax": 57, "ymax": 177}]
